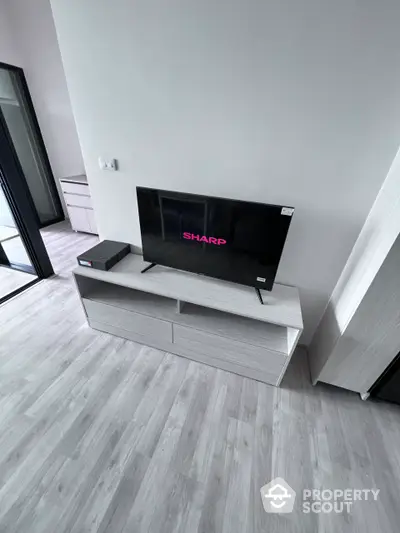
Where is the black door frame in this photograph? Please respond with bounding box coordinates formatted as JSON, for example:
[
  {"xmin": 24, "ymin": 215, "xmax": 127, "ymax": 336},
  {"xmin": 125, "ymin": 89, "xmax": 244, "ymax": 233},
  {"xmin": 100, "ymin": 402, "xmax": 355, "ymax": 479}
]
[
  {"xmin": 0, "ymin": 103, "xmax": 54, "ymax": 305},
  {"xmin": 0, "ymin": 61, "xmax": 65, "ymax": 228}
]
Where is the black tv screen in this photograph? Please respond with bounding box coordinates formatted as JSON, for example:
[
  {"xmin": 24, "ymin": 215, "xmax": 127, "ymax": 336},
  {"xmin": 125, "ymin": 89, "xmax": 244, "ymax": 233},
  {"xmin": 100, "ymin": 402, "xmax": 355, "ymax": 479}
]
[{"xmin": 136, "ymin": 187, "xmax": 294, "ymax": 291}]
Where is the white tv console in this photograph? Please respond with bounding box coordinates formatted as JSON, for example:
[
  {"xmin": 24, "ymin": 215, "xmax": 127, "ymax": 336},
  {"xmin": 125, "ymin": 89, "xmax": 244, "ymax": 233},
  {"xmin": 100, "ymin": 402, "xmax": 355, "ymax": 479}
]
[{"xmin": 73, "ymin": 254, "xmax": 303, "ymax": 386}]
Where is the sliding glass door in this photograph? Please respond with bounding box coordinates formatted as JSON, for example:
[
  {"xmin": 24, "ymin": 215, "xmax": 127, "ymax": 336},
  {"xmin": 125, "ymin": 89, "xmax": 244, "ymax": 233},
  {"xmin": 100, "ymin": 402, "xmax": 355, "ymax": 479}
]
[
  {"xmin": 0, "ymin": 63, "xmax": 64, "ymax": 227},
  {"xmin": 0, "ymin": 72, "xmax": 54, "ymax": 304},
  {"xmin": 0, "ymin": 185, "xmax": 37, "ymax": 300}
]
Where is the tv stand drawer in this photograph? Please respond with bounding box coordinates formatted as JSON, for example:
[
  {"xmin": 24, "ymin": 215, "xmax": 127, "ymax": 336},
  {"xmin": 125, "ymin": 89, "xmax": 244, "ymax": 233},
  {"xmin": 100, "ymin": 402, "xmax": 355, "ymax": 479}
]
[
  {"xmin": 172, "ymin": 324, "xmax": 286, "ymax": 375},
  {"xmin": 83, "ymin": 299, "xmax": 172, "ymax": 342}
]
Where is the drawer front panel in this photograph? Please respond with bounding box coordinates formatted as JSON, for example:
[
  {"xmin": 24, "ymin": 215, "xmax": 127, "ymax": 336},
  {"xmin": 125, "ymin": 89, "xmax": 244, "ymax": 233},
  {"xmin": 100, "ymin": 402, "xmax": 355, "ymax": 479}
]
[
  {"xmin": 64, "ymin": 192, "xmax": 92, "ymax": 209},
  {"xmin": 173, "ymin": 325, "xmax": 286, "ymax": 374},
  {"xmin": 173, "ymin": 343, "xmax": 281, "ymax": 385},
  {"xmin": 61, "ymin": 181, "xmax": 90, "ymax": 196},
  {"xmin": 83, "ymin": 299, "xmax": 172, "ymax": 341},
  {"xmin": 67, "ymin": 205, "xmax": 91, "ymax": 233}
]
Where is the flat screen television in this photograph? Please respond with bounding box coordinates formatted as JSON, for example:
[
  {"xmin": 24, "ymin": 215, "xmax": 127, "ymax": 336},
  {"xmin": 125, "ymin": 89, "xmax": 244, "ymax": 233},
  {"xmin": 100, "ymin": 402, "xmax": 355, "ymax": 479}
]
[{"xmin": 136, "ymin": 187, "xmax": 294, "ymax": 292}]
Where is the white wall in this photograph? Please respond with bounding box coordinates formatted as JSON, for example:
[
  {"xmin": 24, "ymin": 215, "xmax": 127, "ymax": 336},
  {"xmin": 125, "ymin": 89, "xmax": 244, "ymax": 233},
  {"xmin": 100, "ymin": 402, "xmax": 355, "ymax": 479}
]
[
  {"xmin": 309, "ymin": 146, "xmax": 400, "ymax": 380},
  {"xmin": 0, "ymin": 67, "xmax": 58, "ymax": 222},
  {"xmin": 5, "ymin": 0, "xmax": 85, "ymax": 181},
  {"xmin": 0, "ymin": 17, "xmax": 18, "ymax": 229},
  {"xmin": 0, "ymin": 1, "xmax": 21, "ymax": 66},
  {"xmin": 0, "ymin": 1, "xmax": 21, "ymax": 227},
  {"xmin": 0, "ymin": 0, "xmax": 84, "ymax": 216},
  {"xmin": 50, "ymin": 0, "xmax": 400, "ymax": 343},
  {"xmin": 1, "ymin": 102, "xmax": 59, "ymax": 221}
]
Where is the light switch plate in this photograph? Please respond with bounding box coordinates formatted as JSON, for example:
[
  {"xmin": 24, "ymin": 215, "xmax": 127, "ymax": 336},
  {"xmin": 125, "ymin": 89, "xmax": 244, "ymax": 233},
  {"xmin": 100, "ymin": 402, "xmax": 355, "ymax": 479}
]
[{"xmin": 98, "ymin": 157, "xmax": 118, "ymax": 171}]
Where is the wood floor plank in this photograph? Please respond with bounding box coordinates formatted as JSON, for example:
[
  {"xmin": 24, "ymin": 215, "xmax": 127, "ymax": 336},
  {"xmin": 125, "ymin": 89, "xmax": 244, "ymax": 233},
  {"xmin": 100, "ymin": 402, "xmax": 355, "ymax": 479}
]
[
  {"xmin": 94, "ymin": 451, "xmax": 150, "ymax": 533},
  {"xmin": 247, "ymin": 382, "xmax": 274, "ymax": 533},
  {"xmin": 147, "ymin": 470, "xmax": 200, "ymax": 533},
  {"xmin": 0, "ymin": 454, "xmax": 67, "ymax": 533},
  {"xmin": 122, "ymin": 353, "xmax": 189, "ymax": 458},
  {"xmin": 42, "ymin": 422, "xmax": 124, "ymax": 533},
  {"xmin": 122, "ymin": 360, "xmax": 205, "ymax": 532},
  {"xmin": 222, "ymin": 418, "xmax": 254, "ymax": 533},
  {"xmin": 169, "ymin": 364, "xmax": 216, "ymax": 477},
  {"xmin": 197, "ymin": 412, "xmax": 237, "ymax": 533},
  {"xmin": 188, "ymin": 369, "xmax": 228, "ymax": 483},
  {"xmin": 0, "ymin": 386, "xmax": 89, "ymax": 521}
]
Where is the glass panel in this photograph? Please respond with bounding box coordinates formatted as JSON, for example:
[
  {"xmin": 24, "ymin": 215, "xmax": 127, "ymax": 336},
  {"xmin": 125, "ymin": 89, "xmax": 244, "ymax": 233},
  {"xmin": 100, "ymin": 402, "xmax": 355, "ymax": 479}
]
[
  {"xmin": 0, "ymin": 185, "xmax": 37, "ymax": 300},
  {"xmin": 0, "ymin": 68, "xmax": 60, "ymax": 225}
]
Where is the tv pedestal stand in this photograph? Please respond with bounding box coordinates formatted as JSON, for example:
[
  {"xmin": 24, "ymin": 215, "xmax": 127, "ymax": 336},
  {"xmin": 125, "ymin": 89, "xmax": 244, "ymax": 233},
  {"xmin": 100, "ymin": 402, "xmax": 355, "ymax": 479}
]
[{"xmin": 142, "ymin": 262, "xmax": 266, "ymax": 305}]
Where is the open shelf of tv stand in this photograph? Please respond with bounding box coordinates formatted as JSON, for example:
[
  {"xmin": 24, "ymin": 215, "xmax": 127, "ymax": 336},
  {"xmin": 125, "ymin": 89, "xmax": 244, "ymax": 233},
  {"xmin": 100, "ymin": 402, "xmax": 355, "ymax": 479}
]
[{"xmin": 73, "ymin": 253, "xmax": 303, "ymax": 386}]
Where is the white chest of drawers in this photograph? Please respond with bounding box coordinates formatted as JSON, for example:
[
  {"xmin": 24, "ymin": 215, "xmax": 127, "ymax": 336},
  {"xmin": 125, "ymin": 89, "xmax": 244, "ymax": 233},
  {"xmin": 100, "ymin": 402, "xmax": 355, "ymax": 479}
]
[{"xmin": 60, "ymin": 175, "xmax": 98, "ymax": 235}]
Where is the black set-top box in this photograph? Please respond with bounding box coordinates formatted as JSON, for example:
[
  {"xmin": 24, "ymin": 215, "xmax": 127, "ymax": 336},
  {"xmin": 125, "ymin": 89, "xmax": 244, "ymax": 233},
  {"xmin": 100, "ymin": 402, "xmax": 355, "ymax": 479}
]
[{"xmin": 77, "ymin": 240, "xmax": 130, "ymax": 271}]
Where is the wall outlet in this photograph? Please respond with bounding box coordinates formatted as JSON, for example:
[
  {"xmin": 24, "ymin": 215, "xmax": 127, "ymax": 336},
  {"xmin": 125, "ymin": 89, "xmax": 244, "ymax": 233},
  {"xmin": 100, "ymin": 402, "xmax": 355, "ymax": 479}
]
[{"xmin": 98, "ymin": 157, "xmax": 118, "ymax": 171}]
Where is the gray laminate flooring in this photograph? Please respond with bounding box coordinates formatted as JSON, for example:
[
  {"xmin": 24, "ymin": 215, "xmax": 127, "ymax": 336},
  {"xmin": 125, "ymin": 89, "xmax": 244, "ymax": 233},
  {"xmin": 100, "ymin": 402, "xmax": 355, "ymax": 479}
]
[
  {"xmin": 0, "ymin": 266, "xmax": 36, "ymax": 300},
  {"xmin": 0, "ymin": 222, "xmax": 399, "ymax": 533}
]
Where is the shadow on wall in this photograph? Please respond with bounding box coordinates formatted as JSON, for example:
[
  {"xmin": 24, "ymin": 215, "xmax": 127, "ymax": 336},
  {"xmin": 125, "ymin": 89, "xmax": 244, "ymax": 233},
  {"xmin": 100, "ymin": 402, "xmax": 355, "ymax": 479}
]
[
  {"xmin": 279, "ymin": 346, "xmax": 312, "ymax": 392},
  {"xmin": 307, "ymin": 300, "xmax": 341, "ymax": 384},
  {"xmin": 302, "ymin": 226, "xmax": 375, "ymax": 354},
  {"xmin": 329, "ymin": 226, "xmax": 375, "ymax": 306},
  {"xmin": 276, "ymin": 202, "xmax": 369, "ymax": 345}
]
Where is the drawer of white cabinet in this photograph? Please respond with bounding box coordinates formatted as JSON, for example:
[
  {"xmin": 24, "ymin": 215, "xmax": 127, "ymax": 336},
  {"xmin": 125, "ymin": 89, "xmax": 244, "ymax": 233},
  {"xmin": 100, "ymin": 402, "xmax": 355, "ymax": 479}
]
[
  {"xmin": 173, "ymin": 325, "xmax": 286, "ymax": 374},
  {"xmin": 64, "ymin": 192, "xmax": 92, "ymax": 209},
  {"xmin": 67, "ymin": 205, "xmax": 92, "ymax": 233},
  {"xmin": 83, "ymin": 299, "xmax": 172, "ymax": 342},
  {"xmin": 61, "ymin": 181, "xmax": 90, "ymax": 196}
]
